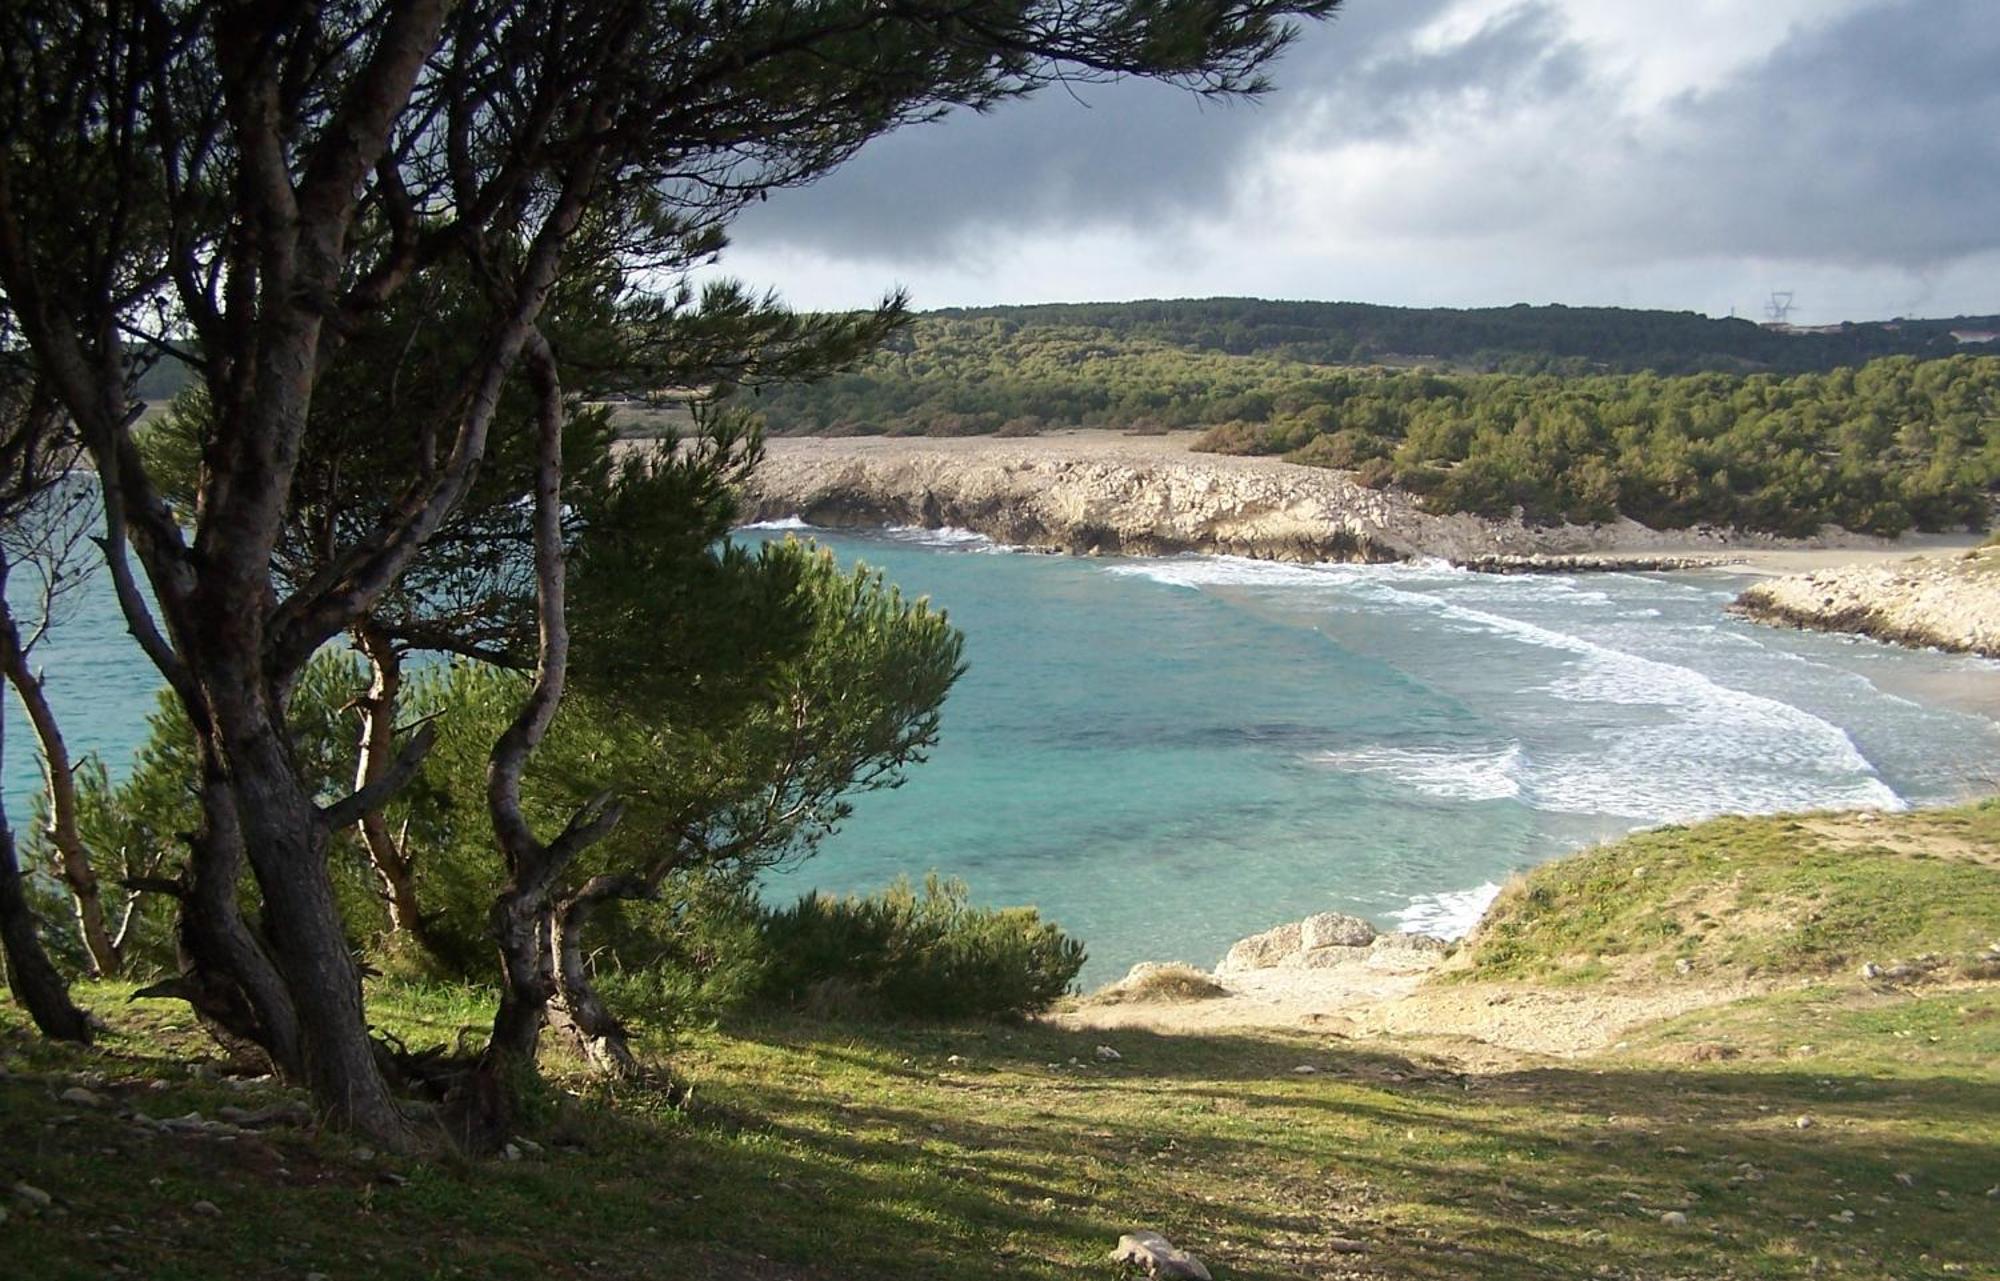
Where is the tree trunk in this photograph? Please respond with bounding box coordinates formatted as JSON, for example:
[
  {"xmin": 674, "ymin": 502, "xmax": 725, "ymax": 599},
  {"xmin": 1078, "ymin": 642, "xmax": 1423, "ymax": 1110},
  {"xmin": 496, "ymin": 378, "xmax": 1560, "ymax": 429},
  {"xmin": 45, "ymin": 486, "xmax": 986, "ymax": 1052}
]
[
  {"xmin": 0, "ymin": 694, "xmax": 90, "ymax": 1042},
  {"xmin": 481, "ymin": 330, "xmax": 623, "ymax": 1071},
  {"xmin": 221, "ymin": 705, "xmax": 414, "ymax": 1148},
  {"xmin": 176, "ymin": 765, "xmax": 305, "ymax": 1078},
  {"xmin": 486, "ymin": 893, "xmax": 555, "ymax": 1064},
  {"xmin": 350, "ymin": 624, "xmax": 429, "ymax": 951},
  {"xmin": 0, "ymin": 598, "xmax": 120, "ymax": 977},
  {"xmin": 547, "ymin": 879, "xmax": 643, "ymax": 1077}
]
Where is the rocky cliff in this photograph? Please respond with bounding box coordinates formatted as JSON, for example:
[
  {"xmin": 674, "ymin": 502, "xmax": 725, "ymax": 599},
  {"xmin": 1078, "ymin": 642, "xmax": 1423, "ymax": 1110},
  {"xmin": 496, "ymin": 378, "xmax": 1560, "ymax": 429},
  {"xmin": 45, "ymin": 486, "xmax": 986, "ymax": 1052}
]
[
  {"xmin": 740, "ymin": 433, "xmax": 1764, "ymax": 566},
  {"xmin": 1732, "ymin": 546, "xmax": 2000, "ymax": 656}
]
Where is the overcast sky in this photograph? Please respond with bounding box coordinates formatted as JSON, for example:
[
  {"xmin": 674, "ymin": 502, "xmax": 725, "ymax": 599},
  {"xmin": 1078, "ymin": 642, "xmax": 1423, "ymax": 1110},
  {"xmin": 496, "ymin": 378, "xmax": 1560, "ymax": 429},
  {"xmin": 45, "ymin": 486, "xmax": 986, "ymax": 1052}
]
[{"xmin": 713, "ymin": 0, "xmax": 1998, "ymax": 325}]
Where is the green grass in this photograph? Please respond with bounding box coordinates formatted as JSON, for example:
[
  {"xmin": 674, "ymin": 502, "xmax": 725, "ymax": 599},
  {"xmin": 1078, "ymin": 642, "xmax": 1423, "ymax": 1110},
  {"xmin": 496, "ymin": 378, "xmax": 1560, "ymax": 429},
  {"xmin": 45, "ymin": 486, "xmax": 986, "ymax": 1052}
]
[
  {"xmin": 1457, "ymin": 803, "xmax": 2000, "ymax": 985},
  {"xmin": 3, "ymin": 977, "xmax": 1995, "ymax": 1281},
  {"xmin": 4, "ymin": 805, "xmax": 1998, "ymax": 1279}
]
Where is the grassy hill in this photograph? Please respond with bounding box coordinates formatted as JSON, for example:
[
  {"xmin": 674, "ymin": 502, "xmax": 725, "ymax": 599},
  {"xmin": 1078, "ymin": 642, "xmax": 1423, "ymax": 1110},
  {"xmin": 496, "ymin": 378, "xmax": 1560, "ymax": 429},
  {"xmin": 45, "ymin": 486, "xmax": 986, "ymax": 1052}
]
[
  {"xmin": 919, "ymin": 299, "xmax": 2000, "ymax": 375},
  {"xmin": 5, "ymin": 803, "xmax": 1998, "ymax": 1280}
]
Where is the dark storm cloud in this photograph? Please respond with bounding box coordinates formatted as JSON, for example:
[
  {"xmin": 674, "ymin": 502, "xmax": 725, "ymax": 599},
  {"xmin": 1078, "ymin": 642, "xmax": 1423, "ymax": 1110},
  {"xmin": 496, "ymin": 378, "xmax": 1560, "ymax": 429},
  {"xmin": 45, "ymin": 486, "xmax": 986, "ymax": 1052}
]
[
  {"xmin": 1623, "ymin": 0, "xmax": 2000, "ymax": 268},
  {"xmin": 725, "ymin": 0, "xmax": 1476, "ymax": 258},
  {"xmin": 727, "ymin": 0, "xmax": 2000, "ymax": 283}
]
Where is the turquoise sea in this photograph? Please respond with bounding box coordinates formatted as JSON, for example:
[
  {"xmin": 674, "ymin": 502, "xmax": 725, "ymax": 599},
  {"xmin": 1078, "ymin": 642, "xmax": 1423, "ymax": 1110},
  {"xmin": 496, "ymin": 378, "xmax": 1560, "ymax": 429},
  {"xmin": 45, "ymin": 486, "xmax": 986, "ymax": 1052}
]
[{"xmin": 9, "ymin": 524, "xmax": 1999, "ymax": 984}]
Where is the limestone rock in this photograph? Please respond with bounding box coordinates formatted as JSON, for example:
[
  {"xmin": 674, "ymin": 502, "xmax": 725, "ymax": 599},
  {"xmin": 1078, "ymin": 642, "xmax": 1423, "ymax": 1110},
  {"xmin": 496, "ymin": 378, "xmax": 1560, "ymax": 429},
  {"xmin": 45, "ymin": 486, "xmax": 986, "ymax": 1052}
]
[
  {"xmin": 1111, "ymin": 1230, "xmax": 1213, "ymax": 1281},
  {"xmin": 1733, "ymin": 546, "xmax": 2000, "ymax": 658},
  {"xmin": 1217, "ymin": 921, "xmax": 1302, "ymax": 973},
  {"xmin": 1285, "ymin": 944, "xmax": 1372, "ymax": 971},
  {"xmin": 1299, "ymin": 911, "xmax": 1376, "ymax": 949},
  {"xmin": 738, "ymin": 434, "xmax": 1781, "ymax": 569},
  {"xmin": 1094, "ymin": 1045, "xmax": 1123, "ymax": 1062},
  {"xmin": 1364, "ymin": 932, "xmax": 1450, "ymax": 973},
  {"xmin": 57, "ymin": 1086, "xmax": 110, "ymax": 1109}
]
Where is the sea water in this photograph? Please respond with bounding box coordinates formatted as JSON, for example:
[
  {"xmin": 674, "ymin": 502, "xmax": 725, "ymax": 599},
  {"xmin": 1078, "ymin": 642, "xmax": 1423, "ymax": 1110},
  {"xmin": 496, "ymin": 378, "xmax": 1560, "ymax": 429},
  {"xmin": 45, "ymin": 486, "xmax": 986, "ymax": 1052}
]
[{"xmin": 8, "ymin": 524, "xmax": 1997, "ymax": 984}]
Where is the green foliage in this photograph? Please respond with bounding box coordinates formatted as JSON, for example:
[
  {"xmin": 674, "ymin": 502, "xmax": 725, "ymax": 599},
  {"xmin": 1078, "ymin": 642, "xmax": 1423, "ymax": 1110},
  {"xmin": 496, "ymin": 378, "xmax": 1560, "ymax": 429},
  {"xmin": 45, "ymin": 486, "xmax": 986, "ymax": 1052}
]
[
  {"xmin": 364, "ymin": 532, "xmax": 964, "ymax": 980},
  {"xmin": 1457, "ymin": 803, "xmax": 2000, "ymax": 985},
  {"xmin": 755, "ymin": 873, "xmax": 1086, "ymax": 1020},
  {"xmin": 50, "ymin": 651, "xmax": 390, "ymax": 974},
  {"xmin": 744, "ymin": 308, "xmax": 2000, "ymax": 535}
]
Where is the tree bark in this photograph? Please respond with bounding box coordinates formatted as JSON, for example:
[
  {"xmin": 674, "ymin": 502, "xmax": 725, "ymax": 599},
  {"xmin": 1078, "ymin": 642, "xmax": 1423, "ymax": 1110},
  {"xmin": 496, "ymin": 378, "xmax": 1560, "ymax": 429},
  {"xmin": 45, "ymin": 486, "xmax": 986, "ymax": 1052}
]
[
  {"xmin": 483, "ymin": 330, "xmax": 622, "ymax": 1068},
  {"xmin": 0, "ymin": 595, "xmax": 119, "ymax": 976},
  {"xmin": 350, "ymin": 623, "xmax": 429, "ymax": 951},
  {"xmin": 546, "ymin": 875, "xmax": 648, "ymax": 1077},
  {"xmin": 0, "ymin": 691, "xmax": 90, "ymax": 1042},
  {"xmin": 219, "ymin": 691, "xmax": 413, "ymax": 1146}
]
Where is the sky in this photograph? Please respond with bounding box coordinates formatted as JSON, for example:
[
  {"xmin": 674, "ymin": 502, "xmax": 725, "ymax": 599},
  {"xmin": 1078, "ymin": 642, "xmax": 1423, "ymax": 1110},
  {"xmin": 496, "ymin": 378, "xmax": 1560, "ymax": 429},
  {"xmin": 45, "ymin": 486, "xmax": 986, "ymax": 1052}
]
[{"xmin": 712, "ymin": 0, "xmax": 2000, "ymax": 325}]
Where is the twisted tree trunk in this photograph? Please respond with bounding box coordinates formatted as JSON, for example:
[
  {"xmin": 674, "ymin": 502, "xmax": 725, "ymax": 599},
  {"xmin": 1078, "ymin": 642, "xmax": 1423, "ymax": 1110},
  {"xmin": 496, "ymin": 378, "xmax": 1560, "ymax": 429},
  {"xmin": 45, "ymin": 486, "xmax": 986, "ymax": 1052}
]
[
  {"xmin": 547, "ymin": 875, "xmax": 649, "ymax": 1077},
  {"xmin": 351, "ymin": 623, "xmax": 430, "ymax": 952},
  {"xmin": 0, "ymin": 593, "xmax": 119, "ymax": 976},
  {"xmin": 0, "ymin": 690, "xmax": 90, "ymax": 1042},
  {"xmin": 483, "ymin": 330, "xmax": 622, "ymax": 1070}
]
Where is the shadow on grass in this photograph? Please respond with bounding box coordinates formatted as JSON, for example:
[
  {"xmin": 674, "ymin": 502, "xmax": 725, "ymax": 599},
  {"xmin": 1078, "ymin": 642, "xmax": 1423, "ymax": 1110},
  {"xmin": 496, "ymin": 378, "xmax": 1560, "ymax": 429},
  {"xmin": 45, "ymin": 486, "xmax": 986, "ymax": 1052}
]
[{"xmin": 7, "ymin": 994, "xmax": 1996, "ymax": 1281}]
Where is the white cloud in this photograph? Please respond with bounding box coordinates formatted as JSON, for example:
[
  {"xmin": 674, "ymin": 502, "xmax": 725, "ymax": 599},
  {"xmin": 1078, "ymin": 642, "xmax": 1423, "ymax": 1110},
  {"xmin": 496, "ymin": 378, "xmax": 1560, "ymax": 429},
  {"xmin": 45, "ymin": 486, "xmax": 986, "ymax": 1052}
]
[{"xmin": 711, "ymin": 0, "xmax": 2000, "ymax": 324}]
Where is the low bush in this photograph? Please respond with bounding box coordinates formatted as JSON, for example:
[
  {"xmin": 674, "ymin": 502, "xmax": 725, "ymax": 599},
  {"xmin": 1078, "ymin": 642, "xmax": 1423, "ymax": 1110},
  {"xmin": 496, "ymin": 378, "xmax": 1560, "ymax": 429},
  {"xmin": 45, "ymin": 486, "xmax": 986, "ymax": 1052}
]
[
  {"xmin": 755, "ymin": 874, "xmax": 1086, "ymax": 1019},
  {"xmin": 1090, "ymin": 962, "xmax": 1229, "ymax": 1005}
]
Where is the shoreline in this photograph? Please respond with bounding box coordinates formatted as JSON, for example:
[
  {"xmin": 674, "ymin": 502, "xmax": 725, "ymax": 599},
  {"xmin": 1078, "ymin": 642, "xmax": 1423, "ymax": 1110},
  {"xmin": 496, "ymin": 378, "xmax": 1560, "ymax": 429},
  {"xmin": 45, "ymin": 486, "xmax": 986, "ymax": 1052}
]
[{"xmin": 739, "ymin": 429, "xmax": 1985, "ymax": 575}]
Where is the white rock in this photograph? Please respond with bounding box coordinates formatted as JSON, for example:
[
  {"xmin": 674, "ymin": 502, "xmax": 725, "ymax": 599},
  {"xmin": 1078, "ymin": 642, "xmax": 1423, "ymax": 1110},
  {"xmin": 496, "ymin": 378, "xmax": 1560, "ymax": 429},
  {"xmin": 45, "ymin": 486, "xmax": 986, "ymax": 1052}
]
[
  {"xmin": 1217, "ymin": 922, "xmax": 1301, "ymax": 973},
  {"xmin": 1094, "ymin": 1045, "xmax": 1122, "ymax": 1062},
  {"xmin": 13, "ymin": 1182, "xmax": 53, "ymax": 1208},
  {"xmin": 191, "ymin": 1200, "xmax": 220, "ymax": 1217},
  {"xmin": 58, "ymin": 1086, "xmax": 110, "ymax": 1109},
  {"xmin": 1291, "ymin": 1065, "xmax": 1318, "ymax": 1075},
  {"xmin": 1795, "ymin": 1115, "xmax": 1816, "ymax": 1130},
  {"xmin": 1299, "ymin": 911, "xmax": 1376, "ymax": 950},
  {"xmin": 1111, "ymin": 1230, "xmax": 1213, "ymax": 1281},
  {"xmin": 1660, "ymin": 1211, "xmax": 1688, "ymax": 1228},
  {"xmin": 1285, "ymin": 944, "xmax": 1371, "ymax": 971}
]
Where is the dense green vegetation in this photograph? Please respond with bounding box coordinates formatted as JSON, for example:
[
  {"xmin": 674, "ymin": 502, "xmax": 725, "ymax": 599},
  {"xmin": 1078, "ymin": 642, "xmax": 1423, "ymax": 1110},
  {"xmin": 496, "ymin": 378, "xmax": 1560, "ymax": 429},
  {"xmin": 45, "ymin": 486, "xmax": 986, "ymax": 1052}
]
[
  {"xmin": 7, "ymin": 801, "xmax": 1998, "ymax": 1279},
  {"xmin": 1198, "ymin": 356, "xmax": 2000, "ymax": 533},
  {"xmin": 748, "ymin": 307, "xmax": 2000, "ymax": 534}
]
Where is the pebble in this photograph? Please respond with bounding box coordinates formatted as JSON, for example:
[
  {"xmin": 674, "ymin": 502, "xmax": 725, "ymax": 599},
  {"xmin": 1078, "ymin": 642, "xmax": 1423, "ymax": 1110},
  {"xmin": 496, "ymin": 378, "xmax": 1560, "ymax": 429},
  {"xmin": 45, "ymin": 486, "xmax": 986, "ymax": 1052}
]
[
  {"xmin": 58, "ymin": 1086, "xmax": 110, "ymax": 1109},
  {"xmin": 191, "ymin": 1200, "xmax": 219, "ymax": 1217},
  {"xmin": 1894, "ymin": 1172, "xmax": 1915, "ymax": 1188},
  {"xmin": 1291, "ymin": 1064, "xmax": 1318, "ymax": 1075},
  {"xmin": 13, "ymin": 1183, "xmax": 52, "ymax": 1209},
  {"xmin": 1795, "ymin": 1115, "xmax": 1816, "ymax": 1129},
  {"xmin": 1094, "ymin": 1045, "xmax": 1122, "ymax": 1062},
  {"xmin": 1660, "ymin": 1211, "xmax": 1689, "ymax": 1228}
]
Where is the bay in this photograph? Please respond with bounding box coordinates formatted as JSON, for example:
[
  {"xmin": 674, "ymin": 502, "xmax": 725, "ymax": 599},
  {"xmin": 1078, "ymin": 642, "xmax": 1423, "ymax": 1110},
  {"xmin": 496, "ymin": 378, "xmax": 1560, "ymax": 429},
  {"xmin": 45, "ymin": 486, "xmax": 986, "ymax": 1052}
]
[{"xmin": 8, "ymin": 523, "xmax": 1997, "ymax": 985}]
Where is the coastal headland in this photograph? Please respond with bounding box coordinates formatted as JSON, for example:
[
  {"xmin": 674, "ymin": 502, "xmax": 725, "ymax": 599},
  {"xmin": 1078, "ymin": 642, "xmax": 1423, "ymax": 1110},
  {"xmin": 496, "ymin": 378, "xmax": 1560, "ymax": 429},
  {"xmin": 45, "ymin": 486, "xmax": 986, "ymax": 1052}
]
[{"xmin": 741, "ymin": 429, "xmax": 1983, "ymax": 573}]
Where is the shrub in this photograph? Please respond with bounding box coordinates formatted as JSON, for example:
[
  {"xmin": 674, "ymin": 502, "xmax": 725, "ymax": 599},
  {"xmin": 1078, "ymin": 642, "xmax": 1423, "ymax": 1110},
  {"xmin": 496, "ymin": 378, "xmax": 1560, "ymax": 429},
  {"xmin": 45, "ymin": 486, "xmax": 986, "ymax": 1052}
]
[
  {"xmin": 755, "ymin": 873, "xmax": 1085, "ymax": 1019},
  {"xmin": 1090, "ymin": 962, "xmax": 1228, "ymax": 1005}
]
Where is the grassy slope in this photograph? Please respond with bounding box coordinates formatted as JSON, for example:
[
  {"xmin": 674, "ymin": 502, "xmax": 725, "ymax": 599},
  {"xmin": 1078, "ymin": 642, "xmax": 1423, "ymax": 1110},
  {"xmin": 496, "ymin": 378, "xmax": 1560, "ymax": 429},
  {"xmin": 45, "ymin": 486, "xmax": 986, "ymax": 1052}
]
[
  {"xmin": 1455, "ymin": 804, "xmax": 2000, "ymax": 986},
  {"xmin": 5, "ymin": 807, "xmax": 1999, "ymax": 1281}
]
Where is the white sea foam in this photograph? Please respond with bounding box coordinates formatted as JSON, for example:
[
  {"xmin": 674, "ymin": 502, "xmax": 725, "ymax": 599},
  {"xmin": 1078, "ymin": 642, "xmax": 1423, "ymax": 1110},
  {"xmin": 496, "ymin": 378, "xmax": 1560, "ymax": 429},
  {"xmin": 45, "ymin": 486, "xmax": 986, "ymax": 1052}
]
[
  {"xmin": 1316, "ymin": 743, "xmax": 1525, "ymax": 803},
  {"xmin": 1390, "ymin": 881, "xmax": 1504, "ymax": 940},
  {"xmin": 879, "ymin": 524, "xmax": 998, "ymax": 550},
  {"xmin": 1332, "ymin": 578, "xmax": 1905, "ymax": 821},
  {"xmin": 737, "ymin": 515, "xmax": 813, "ymax": 531},
  {"xmin": 1103, "ymin": 554, "xmax": 1354, "ymax": 590}
]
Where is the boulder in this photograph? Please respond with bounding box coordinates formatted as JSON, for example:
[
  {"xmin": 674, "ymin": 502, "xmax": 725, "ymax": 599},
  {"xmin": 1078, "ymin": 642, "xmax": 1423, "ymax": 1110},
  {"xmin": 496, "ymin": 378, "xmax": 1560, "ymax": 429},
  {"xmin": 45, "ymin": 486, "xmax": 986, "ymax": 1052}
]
[
  {"xmin": 1299, "ymin": 911, "xmax": 1376, "ymax": 950},
  {"xmin": 1285, "ymin": 945, "xmax": 1372, "ymax": 971},
  {"xmin": 1217, "ymin": 921, "xmax": 1302, "ymax": 973},
  {"xmin": 1364, "ymin": 932, "xmax": 1450, "ymax": 973},
  {"xmin": 1111, "ymin": 1230, "xmax": 1213, "ymax": 1281}
]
